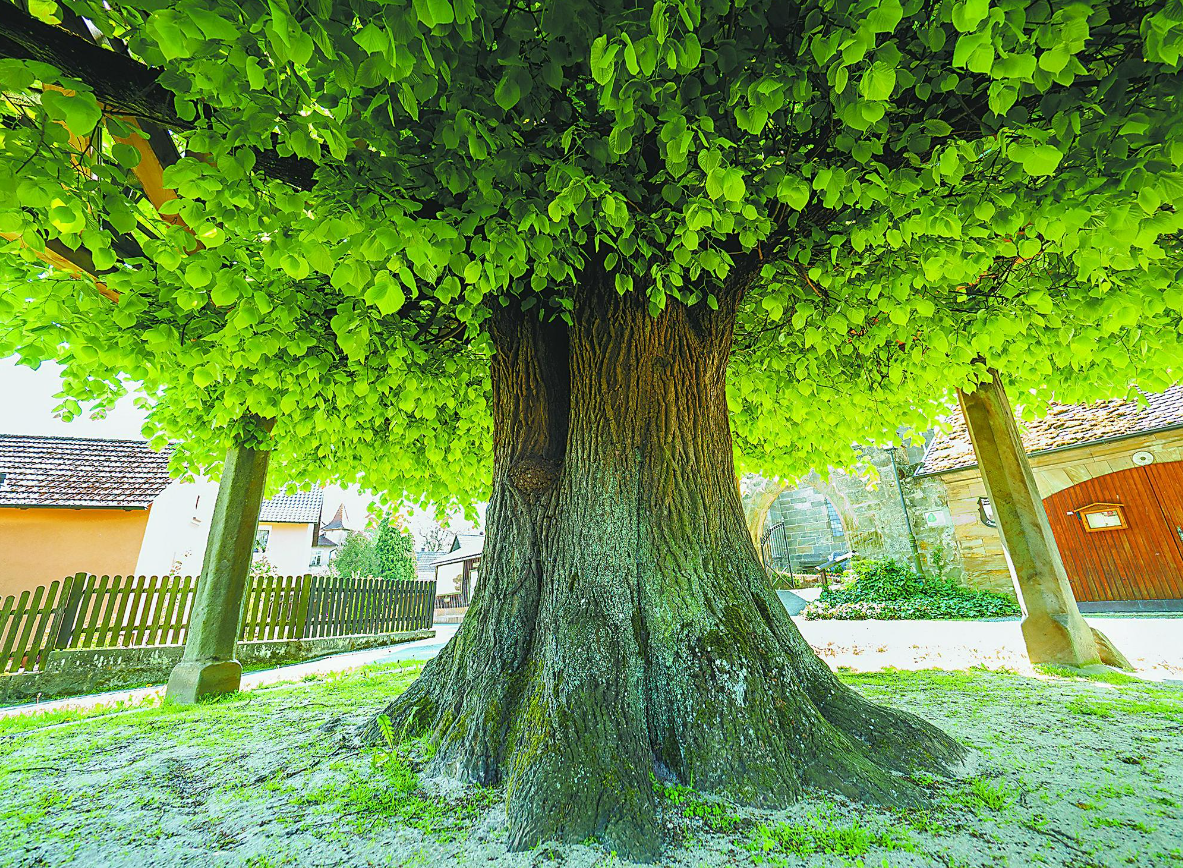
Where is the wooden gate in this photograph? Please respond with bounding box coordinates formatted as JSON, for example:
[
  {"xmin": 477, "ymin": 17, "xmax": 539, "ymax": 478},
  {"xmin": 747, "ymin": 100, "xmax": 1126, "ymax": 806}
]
[{"xmin": 1043, "ymin": 460, "xmax": 1183, "ymax": 602}]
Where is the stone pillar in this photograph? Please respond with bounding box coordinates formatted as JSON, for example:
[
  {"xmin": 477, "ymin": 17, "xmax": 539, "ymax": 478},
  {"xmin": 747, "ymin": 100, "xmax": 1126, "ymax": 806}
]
[
  {"xmin": 166, "ymin": 420, "xmax": 272, "ymax": 703},
  {"xmin": 957, "ymin": 371, "xmax": 1128, "ymax": 669}
]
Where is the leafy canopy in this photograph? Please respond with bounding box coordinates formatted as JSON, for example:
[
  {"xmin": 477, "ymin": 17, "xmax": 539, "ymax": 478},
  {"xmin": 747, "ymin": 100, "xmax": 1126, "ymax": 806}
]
[{"xmin": 1, "ymin": 0, "xmax": 1180, "ymax": 498}]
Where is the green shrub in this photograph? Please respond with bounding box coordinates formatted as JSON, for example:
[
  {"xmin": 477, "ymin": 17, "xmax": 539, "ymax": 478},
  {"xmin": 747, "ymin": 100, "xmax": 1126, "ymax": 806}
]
[
  {"xmin": 375, "ymin": 512, "xmax": 417, "ymax": 582},
  {"xmin": 802, "ymin": 558, "xmax": 1021, "ymax": 621}
]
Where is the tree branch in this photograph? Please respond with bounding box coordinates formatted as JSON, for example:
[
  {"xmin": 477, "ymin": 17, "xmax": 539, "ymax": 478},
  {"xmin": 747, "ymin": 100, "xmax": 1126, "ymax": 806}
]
[{"xmin": 0, "ymin": 3, "xmax": 318, "ymax": 190}]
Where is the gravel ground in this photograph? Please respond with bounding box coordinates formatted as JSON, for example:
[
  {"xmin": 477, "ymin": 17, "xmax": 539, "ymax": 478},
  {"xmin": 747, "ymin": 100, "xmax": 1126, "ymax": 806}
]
[{"xmin": 2, "ymin": 657, "xmax": 1180, "ymax": 868}]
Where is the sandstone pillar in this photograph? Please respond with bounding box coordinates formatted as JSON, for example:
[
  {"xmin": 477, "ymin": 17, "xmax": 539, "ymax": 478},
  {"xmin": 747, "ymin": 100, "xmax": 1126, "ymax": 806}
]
[
  {"xmin": 166, "ymin": 419, "xmax": 272, "ymax": 703},
  {"xmin": 957, "ymin": 371, "xmax": 1128, "ymax": 669}
]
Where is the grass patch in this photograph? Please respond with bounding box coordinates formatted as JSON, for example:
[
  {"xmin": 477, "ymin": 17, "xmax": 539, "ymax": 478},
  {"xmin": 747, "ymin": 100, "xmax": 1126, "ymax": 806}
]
[
  {"xmin": 1067, "ymin": 696, "xmax": 1113, "ymax": 717},
  {"xmin": 0, "ymin": 693, "xmax": 165, "ymax": 737},
  {"xmin": 746, "ymin": 804, "xmax": 914, "ymax": 865},
  {"xmin": 652, "ymin": 775, "xmax": 745, "ymax": 834},
  {"xmin": 1037, "ymin": 664, "xmax": 1140, "ymax": 686},
  {"xmin": 296, "ymin": 712, "xmax": 496, "ymax": 840},
  {"xmin": 948, "ymin": 777, "xmax": 1020, "ymax": 814}
]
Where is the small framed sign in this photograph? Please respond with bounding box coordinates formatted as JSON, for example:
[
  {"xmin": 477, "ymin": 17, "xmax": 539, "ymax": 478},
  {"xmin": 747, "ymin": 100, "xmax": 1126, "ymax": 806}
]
[{"xmin": 1076, "ymin": 502, "xmax": 1128, "ymax": 533}]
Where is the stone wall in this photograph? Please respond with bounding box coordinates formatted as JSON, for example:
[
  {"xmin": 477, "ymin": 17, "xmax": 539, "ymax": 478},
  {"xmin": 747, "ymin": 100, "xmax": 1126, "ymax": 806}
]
[
  {"xmin": 745, "ymin": 428, "xmax": 1183, "ymax": 596},
  {"xmin": 0, "ymin": 629, "xmax": 434, "ymax": 704},
  {"xmin": 764, "ymin": 483, "xmax": 847, "ymax": 567},
  {"xmin": 744, "ymin": 442, "xmax": 965, "ymax": 584}
]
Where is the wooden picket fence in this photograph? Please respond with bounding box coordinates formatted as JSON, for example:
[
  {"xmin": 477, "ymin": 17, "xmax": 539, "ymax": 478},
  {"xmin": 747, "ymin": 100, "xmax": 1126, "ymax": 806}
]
[{"xmin": 0, "ymin": 572, "xmax": 436, "ymax": 675}]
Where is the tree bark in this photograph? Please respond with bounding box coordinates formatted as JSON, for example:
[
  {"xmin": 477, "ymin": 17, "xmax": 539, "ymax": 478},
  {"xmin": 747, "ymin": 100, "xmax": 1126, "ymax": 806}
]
[{"xmin": 369, "ymin": 279, "xmax": 965, "ymax": 860}]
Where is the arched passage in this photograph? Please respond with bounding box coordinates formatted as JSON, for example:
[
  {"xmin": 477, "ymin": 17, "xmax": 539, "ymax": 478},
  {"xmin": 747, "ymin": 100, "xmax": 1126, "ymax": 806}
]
[
  {"xmin": 1043, "ymin": 460, "xmax": 1183, "ymax": 603},
  {"xmin": 757, "ymin": 480, "xmax": 851, "ymax": 576}
]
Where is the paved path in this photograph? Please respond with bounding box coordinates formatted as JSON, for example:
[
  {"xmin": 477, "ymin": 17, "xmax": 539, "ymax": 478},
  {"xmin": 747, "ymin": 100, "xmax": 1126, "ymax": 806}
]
[
  {"xmin": 799, "ymin": 616, "xmax": 1183, "ymax": 680},
  {"xmin": 5, "ymin": 615, "xmax": 1181, "ymax": 720},
  {"xmin": 0, "ymin": 625, "xmax": 458, "ymax": 719}
]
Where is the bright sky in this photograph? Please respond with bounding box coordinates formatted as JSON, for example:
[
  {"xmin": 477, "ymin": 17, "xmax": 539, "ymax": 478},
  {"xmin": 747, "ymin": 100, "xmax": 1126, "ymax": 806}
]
[
  {"xmin": 0, "ymin": 355, "xmax": 477, "ymax": 546},
  {"xmin": 2, "ymin": 356, "xmax": 146, "ymax": 438}
]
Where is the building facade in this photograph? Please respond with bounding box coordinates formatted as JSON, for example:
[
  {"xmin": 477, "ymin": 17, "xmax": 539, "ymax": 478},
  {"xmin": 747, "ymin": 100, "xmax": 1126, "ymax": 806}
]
[
  {"xmin": 744, "ymin": 387, "xmax": 1183, "ymax": 608},
  {"xmin": 918, "ymin": 388, "xmax": 1183, "ymax": 605},
  {"xmin": 0, "ymin": 435, "xmax": 172, "ymax": 597}
]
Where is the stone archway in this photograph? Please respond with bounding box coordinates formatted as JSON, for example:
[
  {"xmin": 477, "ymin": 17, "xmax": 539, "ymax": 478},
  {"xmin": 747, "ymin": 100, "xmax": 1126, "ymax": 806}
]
[
  {"xmin": 741, "ymin": 448, "xmax": 939, "ymax": 574},
  {"xmin": 743, "ymin": 473, "xmax": 862, "ymax": 572}
]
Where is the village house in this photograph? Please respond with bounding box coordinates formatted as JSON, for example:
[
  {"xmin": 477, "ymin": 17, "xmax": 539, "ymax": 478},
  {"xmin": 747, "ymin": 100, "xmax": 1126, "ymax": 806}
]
[
  {"xmin": 309, "ymin": 503, "xmax": 352, "ymax": 573},
  {"xmin": 917, "ymin": 387, "xmax": 1183, "ymax": 610},
  {"xmin": 0, "ymin": 434, "xmax": 172, "ymax": 598},
  {"xmin": 0, "ymin": 434, "xmax": 331, "ymax": 596}
]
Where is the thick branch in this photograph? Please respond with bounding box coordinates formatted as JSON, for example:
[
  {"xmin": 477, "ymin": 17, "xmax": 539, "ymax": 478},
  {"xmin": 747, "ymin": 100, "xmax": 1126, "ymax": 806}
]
[
  {"xmin": 0, "ymin": 3, "xmax": 317, "ymax": 190},
  {"xmin": 0, "ymin": 231, "xmax": 119, "ymax": 301}
]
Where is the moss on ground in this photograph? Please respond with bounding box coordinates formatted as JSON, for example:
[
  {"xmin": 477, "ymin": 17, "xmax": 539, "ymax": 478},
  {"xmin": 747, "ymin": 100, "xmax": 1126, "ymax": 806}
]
[{"xmin": 0, "ymin": 661, "xmax": 1180, "ymax": 867}]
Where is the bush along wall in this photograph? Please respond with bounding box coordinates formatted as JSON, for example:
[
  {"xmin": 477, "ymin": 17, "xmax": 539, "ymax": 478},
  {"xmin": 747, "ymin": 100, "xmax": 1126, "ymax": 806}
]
[{"xmin": 802, "ymin": 558, "xmax": 1022, "ymax": 621}]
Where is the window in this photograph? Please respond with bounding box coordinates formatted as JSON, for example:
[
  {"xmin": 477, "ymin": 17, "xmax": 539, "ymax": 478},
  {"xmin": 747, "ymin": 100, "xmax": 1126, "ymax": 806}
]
[
  {"xmin": 1077, "ymin": 502, "xmax": 1128, "ymax": 532},
  {"xmin": 310, "ymin": 551, "xmax": 322, "ymax": 566},
  {"xmin": 254, "ymin": 528, "xmax": 271, "ymax": 552}
]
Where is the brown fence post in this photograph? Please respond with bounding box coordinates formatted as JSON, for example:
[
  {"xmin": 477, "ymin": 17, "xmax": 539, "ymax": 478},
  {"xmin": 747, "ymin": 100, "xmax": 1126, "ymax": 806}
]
[
  {"xmin": 50, "ymin": 572, "xmax": 88, "ymax": 651},
  {"xmin": 292, "ymin": 574, "xmax": 314, "ymax": 640}
]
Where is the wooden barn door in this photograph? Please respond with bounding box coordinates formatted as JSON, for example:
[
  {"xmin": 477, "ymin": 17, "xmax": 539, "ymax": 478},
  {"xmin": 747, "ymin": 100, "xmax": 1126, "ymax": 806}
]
[
  {"xmin": 1145, "ymin": 461, "xmax": 1183, "ymax": 564},
  {"xmin": 1043, "ymin": 461, "xmax": 1183, "ymax": 602}
]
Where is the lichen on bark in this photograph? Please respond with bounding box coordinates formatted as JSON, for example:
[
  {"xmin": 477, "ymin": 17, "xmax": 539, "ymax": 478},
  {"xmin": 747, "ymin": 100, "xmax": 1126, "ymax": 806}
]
[{"xmin": 366, "ymin": 276, "xmax": 966, "ymax": 861}]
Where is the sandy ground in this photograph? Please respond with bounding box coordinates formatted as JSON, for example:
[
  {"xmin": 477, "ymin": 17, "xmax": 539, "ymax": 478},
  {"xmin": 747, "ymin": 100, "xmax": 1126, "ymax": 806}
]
[
  {"xmin": 2, "ymin": 616, "xmax": 1180, "ymax": 867},
  {"xmin": 2, "ymin": 651, "xmax": 1182, "ymax": 868}
]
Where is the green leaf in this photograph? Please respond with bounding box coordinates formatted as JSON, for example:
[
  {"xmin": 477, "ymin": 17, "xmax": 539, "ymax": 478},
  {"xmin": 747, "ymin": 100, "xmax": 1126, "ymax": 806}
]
[
  {"xmin": 365, "ymin": 270, "xmax": 406, "ymax": 314},
  {"xmin": 40, "ymin": 90, "xmax": 102, "ymax": 137},
  {"xmin": 354, "ymin": 24, "xmax": 389, "ymax": 54},
  {"xmin": 184, "ymin": 263, "xmax": 212, "ymax": 288},
  {"xmin": 777, "ymin": 176, "xmax": 810, "ymax": 210},
  {"xmin": 705, "ymin": 168, "xmax": 724, "ymax": 200},
  {"xmin": 427, "ymin": 0, "xmax": 455, "ymax": 26},
  {"xmin": 146, "ymin": 11, "xmax": 193, "ymax": 60},
  {"xmin": 281, "ymin": 254, "xmax": 310, "ymax": 280},
  {"xmin": 110, "ymin": 142, "xmax": 142, "ymax": 168},
  {"xmin": 0, "ymin": 59, "xmax": 36, "ymax": 92},
  {"xmin": 867, "ymin": 0, "xmax": 903, "ymax": 33},
  {"xmin": 992, "ymin": 52, "xmax": 1036, "ymax": 81},
  {"xmin": 859, "ymin": 62, "xmax": 896, "ymax": 101},
  {"xmin": 609, "ymin": 126, "xmax": 633, "ymax": 155},
  {"xmin": 494, "ymin": 73, "xmax": 521, "ymax": 110},
  {"xmin": 722, "ymin": 169, "xmax": 746, "ymax": 203},
  {"xmin": 1038, "ymin": 45, "xmax": 1071, "ymax": 74},
  {"xmin": 1010, "ymin": 143, "xmax": 1064, "ymax": 176},
  {"xmin": 951, "ymin": 0, "xmax": 989, "ymax": 33},
  {"xmin": 1138, "ymin": 186, "xmax": 1162, "ymax": 214}
]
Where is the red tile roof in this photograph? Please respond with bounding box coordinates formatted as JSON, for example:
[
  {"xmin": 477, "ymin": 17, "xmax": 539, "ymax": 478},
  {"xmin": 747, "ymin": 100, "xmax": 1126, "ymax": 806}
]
[
  {"xmin": 0, "ymin": 434, "xmax": 173, "ymax": 508},
  {"xmin": 918, "ymin": 387, "xmax": 1183, "ymax": 476}
]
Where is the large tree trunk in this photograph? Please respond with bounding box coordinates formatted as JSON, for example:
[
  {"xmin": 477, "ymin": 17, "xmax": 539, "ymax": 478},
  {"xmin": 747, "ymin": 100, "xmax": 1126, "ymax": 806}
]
[{"xmin": 368, "ymin": 278, "xmax": 965, "ymax": 860}]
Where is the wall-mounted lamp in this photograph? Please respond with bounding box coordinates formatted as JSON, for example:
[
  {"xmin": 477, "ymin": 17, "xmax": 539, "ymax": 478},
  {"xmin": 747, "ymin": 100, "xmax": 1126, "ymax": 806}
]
[{"xmin": 977, "ymin": 497, "xmax": 996, "ymax": 528}]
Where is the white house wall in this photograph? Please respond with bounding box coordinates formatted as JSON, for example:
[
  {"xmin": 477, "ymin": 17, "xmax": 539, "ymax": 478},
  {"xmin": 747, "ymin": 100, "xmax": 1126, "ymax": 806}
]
[
  {"xmin": 256, "ymin": 521, "xmax": 316, "ymax": 575},
  {"xmin": 137, "ymin": 479, "xmax": 317, "ymax": 577},
  {"xmin": 135, "ymin": 478, "xmax": 219, "ymax": 576}
]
